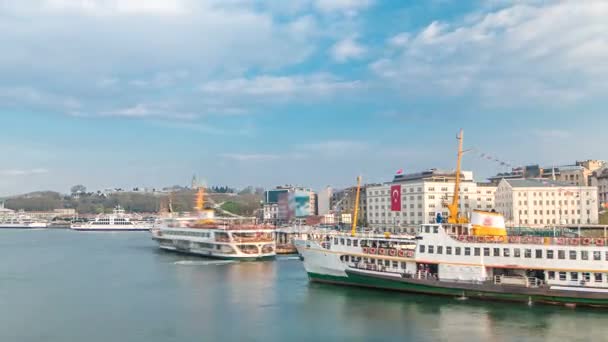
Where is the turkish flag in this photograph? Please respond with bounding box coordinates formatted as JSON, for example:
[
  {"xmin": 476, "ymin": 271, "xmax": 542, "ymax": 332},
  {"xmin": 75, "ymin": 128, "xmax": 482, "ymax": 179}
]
[{"xmin": 390, "ymin": 185, "xmax": 401, "ymax": 211}]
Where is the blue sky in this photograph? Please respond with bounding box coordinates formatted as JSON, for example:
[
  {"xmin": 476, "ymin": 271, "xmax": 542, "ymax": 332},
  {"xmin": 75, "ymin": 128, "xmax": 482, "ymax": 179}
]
[{"xmin": 1, "ymin": 0, "xmax": 607, "ymax": 195}]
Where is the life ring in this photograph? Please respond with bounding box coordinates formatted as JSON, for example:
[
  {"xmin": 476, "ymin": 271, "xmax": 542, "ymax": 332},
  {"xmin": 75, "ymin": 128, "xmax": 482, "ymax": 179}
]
[
  {"xmin": 466, "ymin": 236, "xmax": 474, "ymax": 242},
  {"xmin": 406, "ymin": 250, "xmax": 414, "ymax": 257},
  {"xmin": 508, "ymin": 236, "xmax": 518, "ymax": 243},
  {"xmin": 476, "ymin": 236, "xmax": 485, "ymax": 243},
  {"xmin": 521, "ymin": 236, "xmax": 529, "ymax": 244},
  {"xmin": 362, "ymin": 247, "xmax": 368, "ymax": 253},
  {"xmin": 595, "ymin": 239, "xmax": 605, "ymax": 246},
  {"xmin": 582, "ymin": 238, "xmax": 591, "ymax": 246},
  {"xmin": 458, "ymin": 235, "xmax": 466, "ymax": 242},
  {"xmin": 389, "ymin": 249, "xmax": 396, "ymax": 256},
  {"xmin": 569, "ymin": 238, "xmax": 579, "ymax": 246},
  {"xmin": 398, "ymin": 250, "xmax": 405, "ymax": 257},
  {"xmin": 485, "ymin": 236, "xmax": 494, "ymax": 243},
  {"xmin": 496, "ymin": 236, "xmax": 505, "ymax": 243},
  {"xmin": 379, "ymin": 248, "xmax": 386, "ymax": 255},
  {"xmin": 370, "ymin": 248, "xmax": 377, "ymax": 254},
  {"xmin": 556, "ymin": 237, "xmax": 565, "ymax": 245}
]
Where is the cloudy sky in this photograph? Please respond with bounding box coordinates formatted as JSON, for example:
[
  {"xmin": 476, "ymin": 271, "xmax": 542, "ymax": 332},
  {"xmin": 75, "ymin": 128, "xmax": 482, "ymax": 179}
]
[{"xmin": 1, "ymin": 0, "xmax": 606, "ymax": 195}]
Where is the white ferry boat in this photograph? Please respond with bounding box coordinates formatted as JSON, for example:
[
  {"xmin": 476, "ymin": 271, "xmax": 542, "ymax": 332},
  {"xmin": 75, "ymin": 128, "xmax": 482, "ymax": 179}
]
[
  {"xmin": 0, "ymin": 215, "xmax": 48, "ymax": 229},
  {"xmin": 70, "ymin": 206, "xmax": 152, "ymax": 231},
  {"xmin": 296, "ymin": 130, "xmax": 608, "ymax": 308},
  {"xmin": 151, "ymin": 188, "xmax": 276, "ymax": 261}
]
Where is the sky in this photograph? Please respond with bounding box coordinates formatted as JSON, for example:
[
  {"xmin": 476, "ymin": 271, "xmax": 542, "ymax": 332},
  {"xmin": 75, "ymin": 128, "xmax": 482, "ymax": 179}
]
[{"xmin": 1, "ymin": 0, "xmax": 607, "ymax": 196}]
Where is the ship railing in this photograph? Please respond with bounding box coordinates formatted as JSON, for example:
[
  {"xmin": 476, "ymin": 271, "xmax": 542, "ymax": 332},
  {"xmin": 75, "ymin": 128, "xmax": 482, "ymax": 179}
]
[
  {"xmin": 352, "ymin": 262, "xmax": 403, "ymax": 275},
  {"xmin": 449, "ymin": 234, "xmax": 607, "ymax": 247},
  {"xmin": 494, "ymin": 275, "xmax": 543, "ymax": 288}
]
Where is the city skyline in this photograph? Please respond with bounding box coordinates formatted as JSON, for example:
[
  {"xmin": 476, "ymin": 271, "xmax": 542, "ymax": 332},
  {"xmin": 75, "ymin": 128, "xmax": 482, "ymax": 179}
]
[{"xmin": 1, "ymin": 1, "xmax": 607, "ymax": 195}]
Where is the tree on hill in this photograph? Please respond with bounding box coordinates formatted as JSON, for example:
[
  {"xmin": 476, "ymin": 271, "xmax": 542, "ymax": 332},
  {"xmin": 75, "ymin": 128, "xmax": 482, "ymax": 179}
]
[{"xmin": 70, "ymin": 185, "xmax": 87, "ymax": 195}]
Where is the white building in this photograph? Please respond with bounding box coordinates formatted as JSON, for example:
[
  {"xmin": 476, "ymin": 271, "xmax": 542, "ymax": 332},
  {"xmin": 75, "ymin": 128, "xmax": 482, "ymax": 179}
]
[
  {"xmin": 366, "ymin": 170, "xmax": 485, "ymax": 229},
  {"xmin": 317, "ymin": 186, "xmax": 332, "ymax": 216},
  {"xmin": 495, "ymin": 179, "xmax": 598, "ymax": 227}
]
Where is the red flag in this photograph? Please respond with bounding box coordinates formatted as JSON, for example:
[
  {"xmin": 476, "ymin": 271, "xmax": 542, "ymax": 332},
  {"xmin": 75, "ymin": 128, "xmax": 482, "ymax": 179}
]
[
  {"xmin": 396, "ymin": 168, "xmax": 403, "ymax": 175},
  {"xmin": 390, "ymin": 185, "xmax": 401, "ymax": 211}
]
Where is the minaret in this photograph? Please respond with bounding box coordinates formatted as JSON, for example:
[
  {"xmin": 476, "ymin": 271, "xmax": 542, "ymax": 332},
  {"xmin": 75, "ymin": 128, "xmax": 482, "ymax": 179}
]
[{"xmin": 191, "ymin": 174, "xmax": 199, "ymax": 189}]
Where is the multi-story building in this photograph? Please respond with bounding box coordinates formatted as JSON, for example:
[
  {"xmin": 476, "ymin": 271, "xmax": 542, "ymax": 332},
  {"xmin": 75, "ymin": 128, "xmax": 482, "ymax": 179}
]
[
  {"xmin": 330, "ymin": 185, "xmax": 371, "ymax": 225},
  {"xmin": 366, "ymin": 169, "xmax": 480, "ymax": 229},
  {"xmin": 495, "ymin": 179, "xmax": 598, "ymax": 227},
  {"xmin": 317, "ymin": 186, "xmax": 332, "ymax": 216},
  {"xmin": 262, "ymin": 185, "xmax": 317, "ymax": 224},
  {"xmin": 591, "ymin": 167, "xmax": 608, "ymax": 208}
]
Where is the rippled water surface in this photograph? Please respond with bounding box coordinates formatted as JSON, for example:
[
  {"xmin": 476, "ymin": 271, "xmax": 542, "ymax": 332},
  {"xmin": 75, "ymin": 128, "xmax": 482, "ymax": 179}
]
[{"xmin": 1, "ymin": 230, "xmax": 607, "ymax": 342}]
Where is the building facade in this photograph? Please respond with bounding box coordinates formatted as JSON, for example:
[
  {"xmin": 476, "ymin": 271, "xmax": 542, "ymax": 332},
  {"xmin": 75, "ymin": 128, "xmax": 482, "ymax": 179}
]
[
  {"xmin": 330, "ymin": 185, "xmax": 370, "ymax": 225},
  {"xmin": 495, "ymin": 179, "xmax": 599, "ymax": 227},
  {"xmin": 489, "ymin": 160, "xmax": 605, "ymax": 187},
  {"xmin": 591, "ymin": 167, "xmax": 608, "ymax": 208},
  {"xmin": 262, "ymin": 186, "xmax": 317, "ymax": 224},
  {"xmin": 365, "ymin": 170, "xmax": 488, "ymax": 229}
]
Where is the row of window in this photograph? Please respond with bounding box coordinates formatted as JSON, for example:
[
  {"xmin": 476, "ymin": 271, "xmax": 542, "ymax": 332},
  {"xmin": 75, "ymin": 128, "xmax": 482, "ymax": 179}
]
[
  {"xmin": 548, "ymin": 271, "xmax": 607, "ymax": 283},
  {"xmin": 369, "ymin": 187, "xmax": 474, "ymax": 196},
  {"xmin": 163, "ymin": 231, "xmax": 211, "ymax": 238},
  {"xmin": 419, "ymin": 244, "xmax": 608, "ymax": 262},
  {"xmin": 341, "ymin": 255, "xmax": 407, "ymax": 270}
]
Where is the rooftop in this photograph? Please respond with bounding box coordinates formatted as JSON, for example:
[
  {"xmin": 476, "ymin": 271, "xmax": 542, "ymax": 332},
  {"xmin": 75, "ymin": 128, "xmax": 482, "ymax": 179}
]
[{"xmin": 504, "ymin": 178, "xmax": 581, "ymax": 188}]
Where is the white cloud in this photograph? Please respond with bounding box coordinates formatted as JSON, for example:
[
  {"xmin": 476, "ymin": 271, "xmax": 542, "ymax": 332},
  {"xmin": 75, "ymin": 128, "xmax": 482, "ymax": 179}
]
[
  {"xmin": 221, "ymin": 153, "xmax": 280, "ymax": 161},
  {"xmin": 330, "ymin": 36, "xmax": 366, "ymax": 62},
  {"xmin": 371, "ymin": 1, "xmax": 608, "ymax": 107},
  {"xmin": 200, "ymin": 74, "xmax": 363, "ymax": 99},
  {"xmin": 314, "ymin": 0, "xmax": 373, "ymax": 16},
  {"xmin": 0, "ymin": 169, "xmax": 49, "ymax": 176},
  {"xmin": 388, "ymin": 32, "xmax": 410, "ymax": 47}
]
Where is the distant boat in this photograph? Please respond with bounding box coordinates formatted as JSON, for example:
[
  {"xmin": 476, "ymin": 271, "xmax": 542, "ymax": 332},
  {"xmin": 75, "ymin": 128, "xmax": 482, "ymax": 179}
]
[
  {"xmin": 0, "ymin": 215, "xmax": 48, "ymax": 229},
  {"xmin": 70, "ymin": 206, "xmax": 152, "ymax": 232}
]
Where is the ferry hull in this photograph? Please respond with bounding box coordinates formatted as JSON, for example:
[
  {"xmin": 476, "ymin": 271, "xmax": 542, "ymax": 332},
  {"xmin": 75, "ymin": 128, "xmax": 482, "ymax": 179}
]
[
  {"xmin": 158, "ymin": 245, "xmax": 275, "ymax": 261},
  {"xmin": 308, "ymin": 269, "xmax": 608, "ymax": 308}
]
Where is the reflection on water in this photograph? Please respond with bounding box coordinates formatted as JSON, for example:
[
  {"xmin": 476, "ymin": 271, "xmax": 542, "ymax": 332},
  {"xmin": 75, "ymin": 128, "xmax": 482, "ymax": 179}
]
[{"xmin": 1, "ymin": 230, "xmax": 608, "ymax": 342}]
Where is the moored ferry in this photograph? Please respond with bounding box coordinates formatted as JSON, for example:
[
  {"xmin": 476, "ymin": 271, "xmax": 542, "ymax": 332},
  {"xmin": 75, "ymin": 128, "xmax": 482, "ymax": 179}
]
[
  {"xmin": 70, "ymin": 206, "xmax": 152, "ymax": 231},
  {"xmin": 150, "ymin": 188, "xmax": 276, "ymax": 261},
  {"xmin": 296, "ymin": 130, "xmax": 608, "ymax": 308},
  {"xmin": 0, "ymin": 215, "xmax": 48, "ymax": 229}
]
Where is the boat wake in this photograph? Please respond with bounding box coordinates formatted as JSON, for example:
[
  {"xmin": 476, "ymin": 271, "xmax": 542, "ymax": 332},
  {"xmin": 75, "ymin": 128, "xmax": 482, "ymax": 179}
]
[{"xmin": 174, "ymin": 260, "xmax": 235, "ymax": 266}]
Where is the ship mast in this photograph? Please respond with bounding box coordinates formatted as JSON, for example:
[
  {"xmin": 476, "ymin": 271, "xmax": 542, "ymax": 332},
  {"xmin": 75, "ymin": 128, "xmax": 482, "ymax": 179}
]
[
  {"xmin": 447, "ymin": 129, "xmax": 468, "ymax": 224},
  {"xmin": 351, "ymin": 176, "xmax": 362, "ymax": 237},
  {"xmin": 195, "ymin": 187, "xmax": 205, "ymax": 213}
]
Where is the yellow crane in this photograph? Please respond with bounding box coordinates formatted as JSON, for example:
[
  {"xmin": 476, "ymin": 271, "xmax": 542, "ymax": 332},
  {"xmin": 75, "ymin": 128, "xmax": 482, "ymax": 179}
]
[
  {"xmin": 351, "ymin": 176, "xmax": 362, "ymax": 237},
  {"xmin": 447, "ymin": 129, "xmax": 469, "ymax": 224}
]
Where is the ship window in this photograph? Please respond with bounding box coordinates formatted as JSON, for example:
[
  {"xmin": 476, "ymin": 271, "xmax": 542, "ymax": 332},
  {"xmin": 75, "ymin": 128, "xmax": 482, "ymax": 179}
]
[
  {"xmin": 570, "ymin": 272, "xmax": 578, "ymax": 281},
  {"xmin": 595, "ymin": 273, "xmax": 603, "ymax": 282},
  {"xmin": 524, "ymin": 249, "xmax": 532, "ymax": 258},
  {"xmin": 474, "ymin": 248, "xmax": 480, "ymax": 256},
  {"xmin": 341, "ymin": 238, "xmax": 345, "ymax": 245},
  {"xmin": 558, "ymin": 250, "xmax": 565, "ymax": 260},
  {"xmin": 594, "ymin": 251, "xmax": 601, "ymax": 261},
  {"xmin": 347, "ymin": 239, "xmax": 352, "ymax": 246},
  {"xmin": 535, "ymin": 249, "xmax": 542, "ymax": 259},
  {"xmin": 419, "ymin": 245, "xmax": 425, "ymax": 253},
  {"xmin": 547, "ymin": 250, "xmax": 554, "ymax": 259},
  {"xmin": 424, "ymin": 226, "xmax": 430, "ymax": 233},
  {"xmin": 344, "ymin": 255, "xmax": 349, "ymax": 262},
  {"xmin": 464, "ymin": 247, "xmax": 471, "ymax": 256},
  {"xmin": 437, "ymin": 246, "xmax": 443, "ymax": 254},
  {"xmin": 446, "ymin": 247, "xmax": 452, "ymax": 255},
  {"xmin": 514, "ymin": 248, "xmax": 521, "ymax": 258},
  {"xmin": 455, "ymin": 247, "xmax": 461, "ymax": 255},
  {"xmin": 384, "ymin": 260, "xmax": 390, "ymax": 267},
  {"xmin": 503, "ymin": 248, "xmax": 510, "ymax": 257},
  {"xmin": 583, "ymin": 272, "xmax": 591, "ymax": 282},
  {"xmin": 606, "ymin": 252, "xmax": 608, "ymax": 261},
  {"xmin": 392, "ymin": 261, "xmax": 398, "ymax": 268},
  {"xmin": 433, "ymin": 226, "xmax": 438, "ymax": 234},
  {"xmin": 428, "ymin": 246, "xmax": 434, "ymax": 254},
  {"xmin": 581, "ymin": 251, "xmax": 588, "ymax": 260},
  {"xmin": 400, "ymin": 262, "xmax": 406, "ymax": 270},
  {"xmin": 548, "ymin": 271, "xmax": 555, "ymax": 280},
  {"xmin": 569, "ymin": 251, "xmax": 577, "ymax": 260},
  {"xmin": 493, "ymin": 248, "xmax": 500, "ymax": 257},
  {"xmin": 559, "ymin": 272, "xmax": 567, "ymax": 281},
  {"xmin": 353, "ymin": 240, "xmax": 358, "ymax": 247},
  {"xmin": 483, "ymin": 248, "xmax": 490, "ymax": 256}
]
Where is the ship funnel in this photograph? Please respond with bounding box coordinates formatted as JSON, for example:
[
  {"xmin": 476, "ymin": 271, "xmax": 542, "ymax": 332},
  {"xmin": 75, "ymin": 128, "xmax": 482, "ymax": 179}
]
[{"xmin": 470, "ymin": 210, "xmax": 506, "ymax": 236}]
